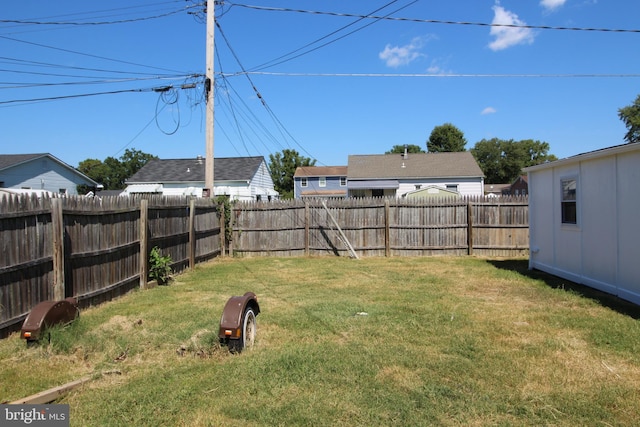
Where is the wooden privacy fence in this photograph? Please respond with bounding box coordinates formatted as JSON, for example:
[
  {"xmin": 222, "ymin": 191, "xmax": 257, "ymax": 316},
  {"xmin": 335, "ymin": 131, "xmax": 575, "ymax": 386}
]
[
  {"xmin": 229, "ymin": 197, "xmax": 529, "ymax": 258},
  {"xmin": 0, "ymin": 195, "xmax": 223, "ymax": 338},
  {"xmin": 1, "ymin": 194, "xmax": 527, "ymax": 338}
]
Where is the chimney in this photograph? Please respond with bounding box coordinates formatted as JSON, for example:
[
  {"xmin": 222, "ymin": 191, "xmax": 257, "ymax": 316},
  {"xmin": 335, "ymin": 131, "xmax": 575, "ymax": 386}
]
[{"xmin": 403, "ymin": 144, "xmax": 408, "ymax": 160}]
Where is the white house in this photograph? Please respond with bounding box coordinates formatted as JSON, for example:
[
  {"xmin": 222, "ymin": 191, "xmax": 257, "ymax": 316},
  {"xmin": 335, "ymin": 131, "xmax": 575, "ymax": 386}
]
[
  {"xmin": 524, "ymin": 142, "xmax": 640, "ymax": 304},
  {"xmin": 123, "ymin": 156, "xmax": 279, "ymax": 201},
  {"xmin": 347, "ymin": 152, "xmax": 484, "ymax": 198}
]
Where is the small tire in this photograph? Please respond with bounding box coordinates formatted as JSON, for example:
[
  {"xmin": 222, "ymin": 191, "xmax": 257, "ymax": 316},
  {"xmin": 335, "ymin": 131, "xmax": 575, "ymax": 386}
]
[{"xmin": 229, "ymin": 308, "xmax": 256, "ymax": 353}]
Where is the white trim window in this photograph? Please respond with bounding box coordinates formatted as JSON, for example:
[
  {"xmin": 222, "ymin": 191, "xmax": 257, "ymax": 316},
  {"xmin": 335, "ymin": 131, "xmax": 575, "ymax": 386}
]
[
  {"xmin": 340, "ymin": 177, "xmax": 347, "ymax": 187},
  {"xmin": 561, "ymin": 177, "xmax": 577, "ymax": 224},
  {"xmin": 319, "ymin": 177, "xmax": 327, "ymax": 187},
  {"xmin": 301, "ymin": 178, "xmax": 308, "ymax": 187}
]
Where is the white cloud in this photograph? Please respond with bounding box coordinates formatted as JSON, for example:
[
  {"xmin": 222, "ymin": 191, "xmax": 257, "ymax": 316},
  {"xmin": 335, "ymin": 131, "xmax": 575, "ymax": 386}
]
[
  {"xmin": 379, "ymin": 37, "xmax": 426, "ymax": 68},
  {"xmin": 488, "ymin": 4, "xmax": 535, "ymax": 51},
  {"xmin": 540, "ymin": 0, "xmax": 566, "ymax": 11},
  {"xmin": 481, "ymin": 107, "xmax": 497, "ymax": 115}
]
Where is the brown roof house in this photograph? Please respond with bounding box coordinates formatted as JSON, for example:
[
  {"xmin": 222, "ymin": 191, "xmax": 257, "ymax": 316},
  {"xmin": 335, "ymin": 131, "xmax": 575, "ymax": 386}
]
[
  {"xmin": 347, "ymin": 152, "xmax": 484, "ymax": 198},
  {"xmin": 293, "ymin": 166, "xmax": 348, "ymax": 199}
]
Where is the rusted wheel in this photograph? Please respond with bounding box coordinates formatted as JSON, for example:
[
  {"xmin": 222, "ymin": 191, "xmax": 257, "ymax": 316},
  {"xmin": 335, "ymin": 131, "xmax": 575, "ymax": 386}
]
[{"xmin": 229, "ymin": 308, "xmax": 256, "ymax": 353}]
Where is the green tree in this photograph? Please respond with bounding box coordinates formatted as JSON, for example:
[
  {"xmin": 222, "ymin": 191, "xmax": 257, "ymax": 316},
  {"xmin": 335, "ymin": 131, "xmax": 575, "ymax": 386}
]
[
  {"xmin": 385, "ymin": 144, "xmax": 425, "ymax": 154},
  {"xmin": 470, "ymin": 138, "xmax": 557, "ymax": 183},
  {"xmin": 269, "ymin": 149, "xmax": 316, "ymax": 199},
  {"xmin": 427, "ymin": 123, "xmax": 467, "ymax": 152},
  {"xmin": 618, "ymin": 94, "xmax": 640, "ymax": 144},
  {"xmin": 78, "ymin": 148, "xmax": 157, "ymax": 190}
]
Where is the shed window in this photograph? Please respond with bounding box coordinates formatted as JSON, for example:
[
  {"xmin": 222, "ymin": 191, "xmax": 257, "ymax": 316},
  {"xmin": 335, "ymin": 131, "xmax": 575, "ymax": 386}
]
[{"xmin": 561, "ymin": 178, "xmax": 577, "ymax": 224}]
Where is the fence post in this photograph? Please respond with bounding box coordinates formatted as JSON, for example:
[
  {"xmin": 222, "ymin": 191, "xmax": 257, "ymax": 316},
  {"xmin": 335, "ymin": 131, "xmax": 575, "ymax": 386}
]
[
  {"xmin": 219, "ymin": 201, "xmax": 226, "ymax": 257},
  {"xmin": 189, "ymin": 199, "xmax": 196, "ymax": 269},
  {"xmin": 384, "ymin": 199, "xmax": 390, "ymax": 257},
  {"xmin": 139, "ymin": 199, "xmax": 148, "ymax": 289},
  {"xmin": 467, "ymin": 201, "xmax": 474, "ymax": 256},
  {"xmin": 305, "ymin": 201, "xmax": 310, "ymax": 256},
  {"xmin": 51, "ymin": 198, "xmax": 65, "ymax": 300}
]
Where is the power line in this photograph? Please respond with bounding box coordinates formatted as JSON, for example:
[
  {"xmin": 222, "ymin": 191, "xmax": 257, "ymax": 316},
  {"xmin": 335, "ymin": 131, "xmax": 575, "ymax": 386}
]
[
  {"xmin": 0, "ymin": 55, "xmax": 187, "ymax": 77},
  {"xmin": 249, "ymin": 0, "xmax": 415, "ymax": 72},
  {"xmin": 228, "ymin": 3, "xmax": 640, "ymax": 34},
  {"xmin": 0, "ymin": 35, "xmax": 186, "ymax": 74},
  {"xmin": 0, "ymin": 82, "xmax": 201, "ymax": 106},
  {"xmin": 0, "ymin": 3, "xmax": 198, "ymax": 27},
  {"xmin": 224, "ymin": 71, "xmax": 640, "ymax": 79},
  {"xmin": 215, "ymin": 21, "xmax": 319, "ymax": 162}
]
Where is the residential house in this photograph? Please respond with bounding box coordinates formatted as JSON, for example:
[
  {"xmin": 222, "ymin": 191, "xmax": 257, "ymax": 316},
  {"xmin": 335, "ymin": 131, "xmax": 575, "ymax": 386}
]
[
  {"xmin": 0, "ymin": 153, "xmax": 98, "ymax": 196},
  {"xmin": 347, "ymin": 152, "xmax": 484, "ymax": 198},
  {"xmin": 524, "ymin": 142, "xmax": 640, "ymax": 305},
  {"xmin": 293, "ymin": 166, "xmax": 348, "ymax": 199},
  {"xmin": 503, "ymin": 175, "xmax": 528, "ymax": 196},
  {"xmin": 484, "ymin": 183, "xmax": 510, "ymax": 197},
  {"xmin": 123, "ymin": 156, "xmax": 278, "ymax": 201}
]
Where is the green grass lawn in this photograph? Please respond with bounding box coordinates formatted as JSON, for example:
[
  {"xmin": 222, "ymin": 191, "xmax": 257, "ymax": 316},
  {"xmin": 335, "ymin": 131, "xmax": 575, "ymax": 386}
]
[{"xmin": 2, "ymin": 256, "xmax": 640, "ymax": 426}]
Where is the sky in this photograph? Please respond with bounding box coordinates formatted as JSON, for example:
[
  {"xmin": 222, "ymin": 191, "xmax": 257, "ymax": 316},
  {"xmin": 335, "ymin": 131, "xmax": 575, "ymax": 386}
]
[{"xmin": 2, "ymin": 0, "xmax": 640, "ymax": 170}]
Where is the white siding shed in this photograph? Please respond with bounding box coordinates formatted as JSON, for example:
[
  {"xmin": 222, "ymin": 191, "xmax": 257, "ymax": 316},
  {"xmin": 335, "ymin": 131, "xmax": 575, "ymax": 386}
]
[{"xmin": 524, "ymin": 143, "xmax": 640, "ymax": 304}]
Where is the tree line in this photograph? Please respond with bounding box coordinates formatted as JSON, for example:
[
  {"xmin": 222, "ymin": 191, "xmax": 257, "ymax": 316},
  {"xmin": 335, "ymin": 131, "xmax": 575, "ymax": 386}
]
[{"xmin": 76, "ymin": 95, "xmax": 640, "ymax": 197}]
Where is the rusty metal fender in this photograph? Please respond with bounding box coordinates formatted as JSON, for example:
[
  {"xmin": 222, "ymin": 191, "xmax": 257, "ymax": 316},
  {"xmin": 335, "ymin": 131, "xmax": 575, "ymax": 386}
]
[
  {"xmin": 21, "ymin": 297, "xmax": 79, "ymax": 341},
  {"xmin": 218, "ymin": 292, "xmax": 260, "ymax": 340}
]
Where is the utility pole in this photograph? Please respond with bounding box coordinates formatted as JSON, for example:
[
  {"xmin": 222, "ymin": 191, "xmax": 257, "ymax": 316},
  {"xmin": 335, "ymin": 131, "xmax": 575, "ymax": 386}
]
[{"xmin": 204, "ymin": 0, "xmax": 215, "ymax": 196}]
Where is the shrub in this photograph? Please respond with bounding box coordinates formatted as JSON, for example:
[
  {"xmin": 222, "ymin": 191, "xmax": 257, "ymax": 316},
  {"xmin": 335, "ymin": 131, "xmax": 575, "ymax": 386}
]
[{"xmin": 149, "ymin": 246, "xmax": 172, "ymax": 285}]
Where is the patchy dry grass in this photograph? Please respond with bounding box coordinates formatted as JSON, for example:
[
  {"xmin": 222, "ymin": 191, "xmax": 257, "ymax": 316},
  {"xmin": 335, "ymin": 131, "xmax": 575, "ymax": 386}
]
[{"xmin": 2, "ymin": 256, "xmax": 640, "ymax": 426}]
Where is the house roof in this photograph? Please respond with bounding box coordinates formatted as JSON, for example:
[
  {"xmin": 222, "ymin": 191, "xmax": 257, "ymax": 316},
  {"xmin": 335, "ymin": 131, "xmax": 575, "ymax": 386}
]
[
  {"xmin": 0, "ymin": 153, "xmax": 49, "ymax": 171},
  {"xmin": 126, "ymin": 156, "xmax": 266, "ymax": 183},
  {"xmin": 294, "ymin": 166, "xmax": 347, "ymax": 177},
  {"xmin": 524, "ymin": 142, "xmax": 640, "ymax": 173},
  {"xmin": 0, "ymin": 153, "xmax": 97, "ymax": 185},
  {"xmin": 484, "ymin": 183, "xmax": 510, "ymax": 194},
  {"xmin": 347, "ymin": 152, "xmax": 484, "ymax": 179}
]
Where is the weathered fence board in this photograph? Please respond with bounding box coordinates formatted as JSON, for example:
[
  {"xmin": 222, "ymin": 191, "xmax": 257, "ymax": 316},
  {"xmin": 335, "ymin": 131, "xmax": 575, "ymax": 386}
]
[
  {"xmin": 0, "ymin": 194, "xmax": 222, "ymax": 338},
  {"xmin": 1, "ymin": 194, "xmax": 526, "ymax": 338},
  {"xmin": 230, "ymin": 197, "xmax": 529, "ymax": 258}
]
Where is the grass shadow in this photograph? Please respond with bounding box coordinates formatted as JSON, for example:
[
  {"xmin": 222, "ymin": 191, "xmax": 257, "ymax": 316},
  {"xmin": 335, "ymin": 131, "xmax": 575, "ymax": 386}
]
[{"xmin": 487, "ymin": 259, "xmax": 640, "ymax": 320}]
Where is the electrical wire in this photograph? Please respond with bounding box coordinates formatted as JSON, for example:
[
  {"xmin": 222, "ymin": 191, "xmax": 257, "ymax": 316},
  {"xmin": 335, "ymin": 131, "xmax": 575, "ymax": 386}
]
[
  {"xmin": 249, "ymin": 0, "xmax": 413, "ymax": 72},
  {"xmin": 224, "ymin": 71, "xmax": 640, "ymax": 79},
  {"xmin": 0, "ymin": 35, "xmax": 186, "ymax": 74},
  {"xmin": 215, "ymin": 21, "xmax": 320, "ymax": 162},
  {"xmin": 227, "ymin": 3, "xmax": 640, "ymax": 34},
  {"xmin": 0, "ymin": 56, "xmax": 187, "ymax": 78}
]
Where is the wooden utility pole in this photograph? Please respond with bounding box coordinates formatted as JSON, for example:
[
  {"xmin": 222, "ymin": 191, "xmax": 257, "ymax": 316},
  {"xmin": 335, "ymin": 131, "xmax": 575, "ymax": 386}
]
[{"xmin": 205, "ymin": 0, "xmax": 215, "ymax": 196}]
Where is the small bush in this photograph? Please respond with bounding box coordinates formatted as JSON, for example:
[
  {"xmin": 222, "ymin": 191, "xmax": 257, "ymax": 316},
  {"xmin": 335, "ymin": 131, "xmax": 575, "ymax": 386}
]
[{"xmin": 148, "ymin": 246, "xmax": 172, "ymax": 285}]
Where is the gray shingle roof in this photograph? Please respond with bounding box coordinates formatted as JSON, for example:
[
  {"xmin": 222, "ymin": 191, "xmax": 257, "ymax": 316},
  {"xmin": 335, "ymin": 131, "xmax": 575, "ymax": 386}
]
[
  {"xmin": 0, "ymin": 153, "xmax": 49, "ymax": 171},
  {"xmin": 347, "ymin": 152, "xmax": 484, "ymax": 179},
  {"xmin": 126, "ymin": 156, "xmax": 266, "ymax": 183}
]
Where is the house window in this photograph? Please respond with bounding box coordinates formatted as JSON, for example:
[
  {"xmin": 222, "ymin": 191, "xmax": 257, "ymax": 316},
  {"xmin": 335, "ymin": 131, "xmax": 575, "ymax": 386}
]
[
  {"xmin": 59, "ymin": 189, "xmax": 67, "ymax": 195},
  {"xmin": 446, "ymin": 184, "xmax": 458, "ymax": 192},
  {"xmin": 301, "ymin": 178, "xmax": 308, "ymax": 187},
  {"xmin": 561, "ymin": 178, "xmax": 577, "ymax": 224},
  {"xmin": 415, "ymin": 184, "xmax": 421, "ymax": 190},
  {"xmin": 340, "ymin": 177, "xmax": 347, "ymax": 187},
  {"xmin": 319, "ymin": 177, "xmax": 326, "ymax": 187}
]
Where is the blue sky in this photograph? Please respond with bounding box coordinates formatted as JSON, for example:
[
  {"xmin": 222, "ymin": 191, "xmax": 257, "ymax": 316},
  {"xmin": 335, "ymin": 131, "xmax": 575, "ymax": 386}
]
[{"xmin": 2, "ymin": 0, "xmax": 639, "ymax": 171}]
